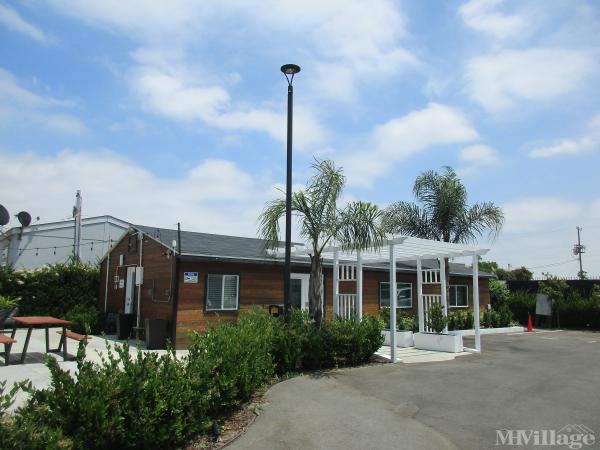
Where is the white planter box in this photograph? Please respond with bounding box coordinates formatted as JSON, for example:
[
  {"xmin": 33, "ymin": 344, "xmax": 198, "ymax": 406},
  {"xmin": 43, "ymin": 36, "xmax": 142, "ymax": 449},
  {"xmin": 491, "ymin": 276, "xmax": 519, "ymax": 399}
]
[
  {"xmin": 414, "ymin": 332, "xmax": 463, "ymax": 353},
  {"xmin": 448, "ymin": 326, "xmax": 524, "ymax": 336},
  {"xmin": 382, "ymin": 330, "xmax": 414, "ymax": 347}
]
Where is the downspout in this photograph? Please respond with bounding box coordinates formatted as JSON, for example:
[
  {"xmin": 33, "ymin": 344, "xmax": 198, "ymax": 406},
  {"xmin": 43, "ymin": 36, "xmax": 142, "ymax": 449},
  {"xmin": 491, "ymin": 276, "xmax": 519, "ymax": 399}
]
[
  {"xmin": 104, "ymin": 248, "xmax": 110, "ymax": 313},
  {"xmin": 136, "ymin": 230, "xmax": 143, "ymax": 328}
]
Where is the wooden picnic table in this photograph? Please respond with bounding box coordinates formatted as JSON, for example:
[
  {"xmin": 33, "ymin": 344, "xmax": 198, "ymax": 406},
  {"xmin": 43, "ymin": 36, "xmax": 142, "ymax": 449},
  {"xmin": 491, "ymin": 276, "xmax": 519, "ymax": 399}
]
[{"xmin": 10, "ymin": 316, "xmax": 72, "ymax": 364}]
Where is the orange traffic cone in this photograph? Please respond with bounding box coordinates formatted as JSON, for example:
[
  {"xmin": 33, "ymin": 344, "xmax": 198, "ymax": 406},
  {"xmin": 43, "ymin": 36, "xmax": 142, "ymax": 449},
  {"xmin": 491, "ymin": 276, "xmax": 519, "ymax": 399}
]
[{"xmin": 527, "ymin": 313, "xmax": 533, "ymax": 332}]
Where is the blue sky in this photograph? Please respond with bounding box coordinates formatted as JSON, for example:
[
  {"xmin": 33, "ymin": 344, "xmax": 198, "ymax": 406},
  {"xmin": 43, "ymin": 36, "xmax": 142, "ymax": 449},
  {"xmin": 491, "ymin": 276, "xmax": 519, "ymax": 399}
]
[{"xmin": 1, "ymin": 0, "xmax": 599, "ymax": 276}]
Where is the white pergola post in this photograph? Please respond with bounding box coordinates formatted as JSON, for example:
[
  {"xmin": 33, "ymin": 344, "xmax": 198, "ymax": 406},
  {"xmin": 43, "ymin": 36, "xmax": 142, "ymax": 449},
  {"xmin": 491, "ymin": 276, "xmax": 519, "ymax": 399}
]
[
  {"xmin": 416, "ymin": 258, "xmax": 424, "ymax": 333},
  {"xmin": 439, "ymin": 258, "xmax": 448, "ymax": 334},
  {"xmin": 472, "ymin": 254, "xmax": 481, "ymax": 351},
  {"xmin": 333, "ymin": 248, "xmax": 339, "ymax": 318},
  {"xmin": 357, "ymin": 250, "xmax": 363, "ymax": 320},
  {"xmin": 389, "ymin": 242, "xmax": 397, "ymax": 363}
]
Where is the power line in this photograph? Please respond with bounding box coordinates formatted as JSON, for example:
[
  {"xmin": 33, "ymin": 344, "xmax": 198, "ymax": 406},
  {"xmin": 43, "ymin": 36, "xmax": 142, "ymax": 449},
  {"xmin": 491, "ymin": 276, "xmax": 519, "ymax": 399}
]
[{"xmin": 527, "ymin": 258, "xmax": 578, "ymax": 270}]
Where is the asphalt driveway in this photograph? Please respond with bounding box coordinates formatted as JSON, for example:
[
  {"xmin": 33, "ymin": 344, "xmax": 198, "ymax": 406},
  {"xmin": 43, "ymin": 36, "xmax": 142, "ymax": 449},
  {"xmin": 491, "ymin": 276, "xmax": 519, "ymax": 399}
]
[{"xmin": 230, "ymin": 330, "xmax": 600, "ymax": 450}]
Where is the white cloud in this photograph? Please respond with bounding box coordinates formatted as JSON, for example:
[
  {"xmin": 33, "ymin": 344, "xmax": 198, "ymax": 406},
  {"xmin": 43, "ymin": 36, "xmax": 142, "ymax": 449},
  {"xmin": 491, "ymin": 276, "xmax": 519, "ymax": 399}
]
[
  {"xmin": 501, "ymin": 197, "xmax": 582, "ymax": 233},
  {"xmin": 0, "ymin": 4, "xmax": 49, "ymax": 44},
  {"xmin": 459, "ymin": 144, "xmax": 499, "ymax": 165},
  {"xmin": 0, "ymin": 149, "xmax": 275, "ymax": 237},
  {"xmin": 457, "ymin": 144, "xmax": 500, "ymax": 176},
  {"xmin": 48, "ymin": 0, "xmax": 419, "ymax": 105},
  {"xmin": 128, "ymin": 52, "xmax": 326, "ymax": 149},
  {"xmin": 486, "ymin": 196, "xmax": 600, "ymax": 277},
  {"xmin": 466, "ymin": 48, "xmax": 597, "ymax": 113},
  {"xmin": 529, "ymin": 114, "xmax": 600, "ymax": 158},
  {"xmin": 341, "ymin": 103, "xmax": 479, "ymax": 187},
  {"xmin": 459, "ymin": 0, "xmax": 531, "ymax": 42},
  {"xmin": 0, "ymin": 68, "xmax": 86, "ymax": 134}
]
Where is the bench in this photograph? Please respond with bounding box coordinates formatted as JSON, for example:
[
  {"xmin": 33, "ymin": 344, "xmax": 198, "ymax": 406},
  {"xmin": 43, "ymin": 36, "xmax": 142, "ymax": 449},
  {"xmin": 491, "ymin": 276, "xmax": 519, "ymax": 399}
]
[
  {"xmin": 0, "ymin": 333, "xmax": 16, "ymax": 366},
  {"xmin": 56, "ymin": 330, "xmax": 91, "ymax": 357}
]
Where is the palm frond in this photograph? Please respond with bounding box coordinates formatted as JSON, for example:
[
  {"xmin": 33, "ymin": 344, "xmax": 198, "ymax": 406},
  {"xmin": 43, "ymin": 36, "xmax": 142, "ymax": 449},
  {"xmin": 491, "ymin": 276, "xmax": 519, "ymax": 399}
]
[
  {"xmin": 336, "ymin": 201, "xmax": 386, "ymax": 252},
  {"xmin": 381, "ymin": 201, "xmax": 439, "ymax": 240}
]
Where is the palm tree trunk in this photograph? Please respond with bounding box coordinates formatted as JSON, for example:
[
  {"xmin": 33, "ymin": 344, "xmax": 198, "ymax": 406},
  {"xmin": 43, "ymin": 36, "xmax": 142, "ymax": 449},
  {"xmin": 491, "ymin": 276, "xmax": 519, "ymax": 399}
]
[{"xmin": 309, "ymin": 254, "xmax": 323, "ymax": 326}]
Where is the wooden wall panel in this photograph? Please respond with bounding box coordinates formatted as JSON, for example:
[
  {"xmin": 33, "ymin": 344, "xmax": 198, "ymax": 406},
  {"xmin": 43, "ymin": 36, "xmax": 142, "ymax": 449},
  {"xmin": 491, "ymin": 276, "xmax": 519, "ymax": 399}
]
[{"xmin": 98, "ymin": 232, "xmax": 174, "ymax": 327}]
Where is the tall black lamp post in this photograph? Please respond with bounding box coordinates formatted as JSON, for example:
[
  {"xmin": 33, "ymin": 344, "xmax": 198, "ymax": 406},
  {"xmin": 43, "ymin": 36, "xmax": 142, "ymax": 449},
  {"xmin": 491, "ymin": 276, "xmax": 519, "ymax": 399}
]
[{"xmin": 281, "ymin": 63, "xmax": 301, "ymax": 319}]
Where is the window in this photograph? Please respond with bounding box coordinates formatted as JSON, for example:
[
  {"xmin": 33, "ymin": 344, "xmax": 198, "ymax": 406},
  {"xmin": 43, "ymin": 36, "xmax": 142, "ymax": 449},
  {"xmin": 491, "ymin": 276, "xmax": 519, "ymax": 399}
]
[
  {"xmin": 379, "ymin": 282, "xmax": 412, "ymax": 308},
  {"xmin": 206, "ymin": 274, "xmax": 239, "ymax": 311},
  {"xmin": 449, "ymin": 285, "xmax": 468, "ymax": 307}
]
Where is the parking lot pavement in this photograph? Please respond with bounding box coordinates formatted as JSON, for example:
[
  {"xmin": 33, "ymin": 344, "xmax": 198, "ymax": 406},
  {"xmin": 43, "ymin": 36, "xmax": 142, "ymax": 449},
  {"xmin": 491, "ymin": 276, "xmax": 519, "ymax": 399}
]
[{"xmin": 231, "ymin": 330, "xmax": 600, "ymax": 450}]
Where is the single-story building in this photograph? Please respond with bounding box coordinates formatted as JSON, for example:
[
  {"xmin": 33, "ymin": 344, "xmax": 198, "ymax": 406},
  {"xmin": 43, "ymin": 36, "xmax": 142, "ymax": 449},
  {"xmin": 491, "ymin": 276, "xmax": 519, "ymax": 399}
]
[{"xmin": 98, "ymin": 225, "xmax": 492, "ymax": 349}]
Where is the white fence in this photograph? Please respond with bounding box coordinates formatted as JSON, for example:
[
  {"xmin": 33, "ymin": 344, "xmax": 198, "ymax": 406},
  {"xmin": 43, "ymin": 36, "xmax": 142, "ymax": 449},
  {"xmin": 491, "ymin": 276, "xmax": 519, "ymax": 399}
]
[
  {"xmin": 421, "ymin": 269, "xmax": 441, "ymax": 284},
  {"xmin": 423, "ymin": 294, "xmax": 442, "ymax": 332},
  {"xmin": 336, "ymin": 293, "xmax": 357, "ymax": 320},
  {"xmin": 338, "ymin": 264, "xmax": 357, "ymax": 281}
]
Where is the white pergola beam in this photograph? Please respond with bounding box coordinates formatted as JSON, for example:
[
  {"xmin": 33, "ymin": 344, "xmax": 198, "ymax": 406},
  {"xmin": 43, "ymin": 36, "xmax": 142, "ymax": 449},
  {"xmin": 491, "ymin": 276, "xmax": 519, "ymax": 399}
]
[
  {"xmin": 389, "ymin": 242, "xmax": 397, "ymax": 363},
  {"xmin": 417, "ymin": 258, "xmax": 424, "ymax": 333},
  {"xmin": 333, "ymin": 249, "xmax": 339, "ymax": 318},
  {"xmin": 357, "ymin": 250, "xmax": 363, "ymax": 320},
  {"xmin": 473, "ymin": 254, "xmax": 481, "ymax": 351},
  {"xmin": 439, "ymin": 258, "xmax": 448, "ymax": 333}
]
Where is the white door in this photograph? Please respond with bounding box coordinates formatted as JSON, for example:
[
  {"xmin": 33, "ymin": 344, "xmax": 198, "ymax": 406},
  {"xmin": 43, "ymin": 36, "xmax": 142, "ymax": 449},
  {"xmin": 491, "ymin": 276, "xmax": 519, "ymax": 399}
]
[
  {"xmin": 290, "ymin": 273, "xmax": 310, "ymax": 311},
  {"xmin": 124, "ymin": 266, "xmax": 136, "ymax": 314}
]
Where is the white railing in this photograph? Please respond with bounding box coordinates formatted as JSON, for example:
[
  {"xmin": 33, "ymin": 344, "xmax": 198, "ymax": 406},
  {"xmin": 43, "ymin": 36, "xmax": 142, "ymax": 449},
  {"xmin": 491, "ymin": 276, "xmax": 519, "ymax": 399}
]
[
  {"xmin": 423, "ymin": 294, "xmax": 442, "ymax": 333},
  {"xmin": 336, "ymin": 294, "xmax": 357, "ymax": 320},
  {"xmin": 338, "ymin": 264, "xmax": 356, "ymax": 281},
  {"xmin": 421, "ymin": 269, "xmax": 441, "ymax": 284}
]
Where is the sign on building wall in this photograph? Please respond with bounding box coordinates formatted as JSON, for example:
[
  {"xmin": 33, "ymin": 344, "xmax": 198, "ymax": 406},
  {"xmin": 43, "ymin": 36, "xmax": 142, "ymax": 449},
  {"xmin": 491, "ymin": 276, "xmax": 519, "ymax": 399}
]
[{"xmin": 184, "ymin": 272, "xmax": 199, "ymax": 283}]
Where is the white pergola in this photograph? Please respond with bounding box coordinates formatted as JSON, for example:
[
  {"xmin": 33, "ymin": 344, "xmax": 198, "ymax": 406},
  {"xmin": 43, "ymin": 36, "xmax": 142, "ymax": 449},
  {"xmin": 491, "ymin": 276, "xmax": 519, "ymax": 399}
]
[{"xmin": 295, "ymin": 236, "xmax": 489, "ymax": 362}]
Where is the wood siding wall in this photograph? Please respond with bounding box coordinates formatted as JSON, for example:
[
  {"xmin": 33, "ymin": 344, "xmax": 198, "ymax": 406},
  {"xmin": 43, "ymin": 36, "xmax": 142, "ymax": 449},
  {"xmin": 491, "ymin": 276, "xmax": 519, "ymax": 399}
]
[
  {"xmin": 99, "ymin": 236, "xmax": 491, "ymax": 350},
  {"xmin": 99, "ymin": 232, "xmax": 174, "ymax": 326}
]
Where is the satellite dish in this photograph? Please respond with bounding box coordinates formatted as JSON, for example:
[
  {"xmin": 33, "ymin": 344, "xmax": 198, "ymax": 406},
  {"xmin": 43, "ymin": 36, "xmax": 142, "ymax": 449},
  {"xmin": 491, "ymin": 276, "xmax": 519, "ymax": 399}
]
[
  {"xmin": 0, "ymin": 204, "xmax": 9, "ymax": 226},
  {"xmin": 16, "ymin": 211, "xmax": 32, "ymax": 227}
]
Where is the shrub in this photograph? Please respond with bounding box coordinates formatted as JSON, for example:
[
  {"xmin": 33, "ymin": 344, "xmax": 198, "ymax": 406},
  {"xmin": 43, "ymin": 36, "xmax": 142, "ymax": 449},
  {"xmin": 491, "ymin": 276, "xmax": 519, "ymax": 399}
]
[
  {"xmin": 3, "ymin": 308, "xmax": 384, "ymax": 449},
  {"xmin": 379, "ymin": 307, "xmax": 418, "ymax": 331},
  {"xmin": 425, "ymin": 303, "xmax": 447, "ymax": 333},
  {"xmin": 489, "ymin": 279, "xmax": 510, "ymax": 307},
  {"xmin": 0, "ymin": 294, "xmax": 18, "ymax": 310},
  {"xmin": 447, "ymin": 310, "xmax": 474, "ymax": 330},
  {"xmin": 0, "ymin": 262, "xmax": 100, "ymax": 319},
  {"xmin": 506, "ymin": 290, "xmax": 536, "ymax": 324},
  {"xmin": 64, "ymin": 304, "xmax": 100, "ymax": 334}
]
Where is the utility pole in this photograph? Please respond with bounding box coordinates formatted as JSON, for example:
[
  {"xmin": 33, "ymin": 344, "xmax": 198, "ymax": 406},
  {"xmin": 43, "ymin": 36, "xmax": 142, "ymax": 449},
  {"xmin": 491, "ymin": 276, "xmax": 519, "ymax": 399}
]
[
  {"xmin": 73, "ymin": 190, "xmax": 82, "ymax": 262},
  {"xmin": 573, "ymin": 226, "xmax": 586, "ymax": 279}
]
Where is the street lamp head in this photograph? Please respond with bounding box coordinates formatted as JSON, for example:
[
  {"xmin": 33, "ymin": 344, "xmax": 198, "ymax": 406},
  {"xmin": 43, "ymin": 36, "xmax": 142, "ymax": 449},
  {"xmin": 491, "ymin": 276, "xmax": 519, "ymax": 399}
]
[{"xmin": 281, "ymin": 64, "xmax": 301, "ymax": 85}]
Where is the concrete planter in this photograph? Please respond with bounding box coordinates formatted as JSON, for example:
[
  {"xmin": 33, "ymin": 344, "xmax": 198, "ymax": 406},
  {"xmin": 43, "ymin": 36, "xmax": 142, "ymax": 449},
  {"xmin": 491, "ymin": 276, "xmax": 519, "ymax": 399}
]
[
  {"xmin": 448, "ymin": 326, "xmax": 524, "ymax": 336},
  {"xmin": 382, "ymin": 330, "xmax": 414, "ymax": 347},
  {"xmin": 414, "ymin": 332, "xmax": 463, "ymax": 353}
]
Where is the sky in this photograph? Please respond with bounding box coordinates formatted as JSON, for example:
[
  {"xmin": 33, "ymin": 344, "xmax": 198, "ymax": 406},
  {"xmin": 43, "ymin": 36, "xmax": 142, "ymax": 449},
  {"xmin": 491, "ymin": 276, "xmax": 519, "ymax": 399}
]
[{"xmin": 1, "ymin": 0, "xmax": 599, "ymax": 277}]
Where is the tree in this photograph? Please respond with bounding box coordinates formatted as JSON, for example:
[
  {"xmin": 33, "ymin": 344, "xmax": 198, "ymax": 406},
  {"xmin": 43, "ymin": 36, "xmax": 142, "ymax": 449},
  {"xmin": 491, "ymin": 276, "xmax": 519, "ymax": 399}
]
[
  {"xmin": 382, "ymin": 167, "xmax": 504, "ymax": 312},
  {"xmin": 511, "ymin": 266, "xmax": 533, "ymax": 281},
  {"xmin": 478, "ymin": 260, "xmax": 498, "ymax": 274},
  {"xmin": 258, "ymin": 159, "xmax": 386, "ymax": 325}
]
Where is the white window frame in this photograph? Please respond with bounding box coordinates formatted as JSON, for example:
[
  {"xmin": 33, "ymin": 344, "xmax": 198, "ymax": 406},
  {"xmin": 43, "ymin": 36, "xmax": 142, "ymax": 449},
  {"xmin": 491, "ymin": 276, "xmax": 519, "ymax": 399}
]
[
  {"xmin": 448, "ymin": 284, "xmax": 469, "ymax": 308},
  {"xmin": 206, "ymin": 273, "xmax": 240, "ymax": 311},
  {"xmin": 379, "ymin": 282, "xmax": 413, "ymax": 309}
]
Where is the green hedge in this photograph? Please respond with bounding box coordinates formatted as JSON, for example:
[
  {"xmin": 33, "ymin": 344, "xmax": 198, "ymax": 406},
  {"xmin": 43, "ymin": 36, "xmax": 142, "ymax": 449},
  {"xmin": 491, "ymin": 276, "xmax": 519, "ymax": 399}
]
[
  {"xmin": 0, "ymin": 309, "xmax": 384, "ymax": 450},
  {"xmin": 0, "ymin": 263, "xmax": 100, "ymax": 333}
]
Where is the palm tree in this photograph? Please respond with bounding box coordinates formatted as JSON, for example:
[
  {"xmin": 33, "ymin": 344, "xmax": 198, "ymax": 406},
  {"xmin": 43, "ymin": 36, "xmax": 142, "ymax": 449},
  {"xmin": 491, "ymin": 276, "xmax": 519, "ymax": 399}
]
[
  {"xmin": 259, "ymin": 159, "xmax": 385, "ymax": 324},
  {"xmin": 382, "ymin": 166, "xmax": 504, "ymax": 309}
]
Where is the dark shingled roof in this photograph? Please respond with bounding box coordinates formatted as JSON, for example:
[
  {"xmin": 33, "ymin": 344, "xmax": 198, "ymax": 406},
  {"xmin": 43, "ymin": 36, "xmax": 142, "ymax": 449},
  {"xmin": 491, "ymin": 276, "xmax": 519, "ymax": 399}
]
[{"xmin": 134, "ymin": 225, "xmax": 493, "ymax": 278}]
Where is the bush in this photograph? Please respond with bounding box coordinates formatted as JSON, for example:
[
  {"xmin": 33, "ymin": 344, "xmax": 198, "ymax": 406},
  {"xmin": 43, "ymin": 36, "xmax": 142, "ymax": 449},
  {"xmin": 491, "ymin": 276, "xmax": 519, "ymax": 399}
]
[
  {"xmin": 0, "ymin": 262, "xmax": 100, "ymax": 320},
  {"xmin": 554, "ymin": 295, "xmax": 600, "ymax": 329},
  {"xmin": 379, "ymin": 307, "xmax": 418, "ymax": 331},
  {"xmin": 425, "ymin": 303, "xmax": 447, "ymax": 333},
  {"xmin": 506, "ymin": 290, "xmax": 536, "ymax": 324},
  {"xmin": 489, "ymin": 279, "xmax": 510, "ymax": 307},
  {"xmin": 0, "ymin": 294, "xmax": 18, "ymax": 310},
  {"xmin": 64, "ymin": 305, "xmax": 100, "ymax": 334},
  {"xmin": 447, "ymin": 310, "xmax": 474, "ymax": 330},
  {"xmin": 3, "ymin": 308, "xmax": 384, "ymax": 449}
]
